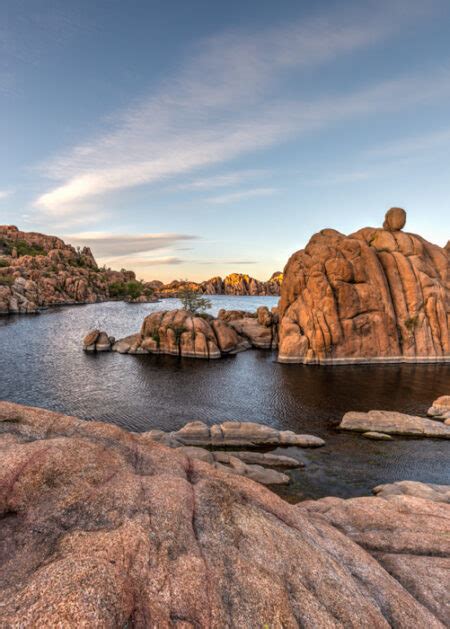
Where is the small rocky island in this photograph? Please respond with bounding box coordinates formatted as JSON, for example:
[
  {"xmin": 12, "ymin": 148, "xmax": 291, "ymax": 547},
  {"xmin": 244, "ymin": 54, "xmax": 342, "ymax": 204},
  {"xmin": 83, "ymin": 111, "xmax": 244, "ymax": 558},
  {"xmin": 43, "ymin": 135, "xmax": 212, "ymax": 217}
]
[
  {"xmin": 0, "ymin": 401, "xmax": 448, "ymax": 626},
  {"xmin": 84, "ymin": 306, "xmax": 278, "ymax": 357}
]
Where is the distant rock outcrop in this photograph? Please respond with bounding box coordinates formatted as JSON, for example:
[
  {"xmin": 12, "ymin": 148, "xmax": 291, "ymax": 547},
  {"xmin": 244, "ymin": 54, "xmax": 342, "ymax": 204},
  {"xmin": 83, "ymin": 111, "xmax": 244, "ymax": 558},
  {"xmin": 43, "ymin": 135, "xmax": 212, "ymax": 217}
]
[
  {"xmin": 0, "ymin": 401, "xmax": 448, "ymax": 626},
  {"xmin": 278, "ymin": 209, "xmax": 449, "ymax": 363},
  {"xmin": 156, "ymin": 272, "xmax": 283, "ymax": 297},
  {"xmin": 0, "ymin": 226, "xmax": 155, "ymax": 314}
]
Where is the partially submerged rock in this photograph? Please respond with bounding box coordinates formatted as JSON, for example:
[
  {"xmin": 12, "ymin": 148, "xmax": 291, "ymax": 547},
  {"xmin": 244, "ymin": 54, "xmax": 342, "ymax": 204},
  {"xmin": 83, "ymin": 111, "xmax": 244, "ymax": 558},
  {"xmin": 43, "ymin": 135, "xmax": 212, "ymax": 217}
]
[
  {"xmin": 427, "ymin": 395, "xmax": 450, "ymax": 422},
  {"xmin": 166, "ymin": 420, "xmax": 325, "ymax": 447},
  {"xmin": 0, "ymin": 401, "xmax": 448, "ymax": 627},
  {"xmin": 83, "ymin": 329, "xmax": 114, "ymax": 352},
  {"xmin": 176, "ymin": 447, "xmax": 292, "ymax": 485},
  {"xmin": 339, "ymin": 410, "xmax": 450, "ymax": 438},
  {"xmin": 362, "ymin": 431, "xmax": 393, "ymax": 440},
  {"xmin": 373, "ymin": 480, "xmax": 450, "ymax": 503}
]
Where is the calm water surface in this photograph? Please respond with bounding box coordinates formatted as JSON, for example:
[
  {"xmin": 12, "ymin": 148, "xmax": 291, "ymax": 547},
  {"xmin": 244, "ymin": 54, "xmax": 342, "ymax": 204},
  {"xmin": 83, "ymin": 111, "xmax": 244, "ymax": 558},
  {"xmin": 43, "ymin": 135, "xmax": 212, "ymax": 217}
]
[{"xmin": 1, "ymin": 297, "xmax": 449, "ymax": 501}]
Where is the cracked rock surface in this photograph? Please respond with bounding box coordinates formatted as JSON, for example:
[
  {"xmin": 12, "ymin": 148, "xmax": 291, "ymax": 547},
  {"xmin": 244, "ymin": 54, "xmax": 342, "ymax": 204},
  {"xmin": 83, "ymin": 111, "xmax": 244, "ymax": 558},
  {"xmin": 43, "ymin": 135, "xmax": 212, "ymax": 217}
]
[{"xmin": 0, "ymin": 401, "xmax": 448, "ymax": 627}]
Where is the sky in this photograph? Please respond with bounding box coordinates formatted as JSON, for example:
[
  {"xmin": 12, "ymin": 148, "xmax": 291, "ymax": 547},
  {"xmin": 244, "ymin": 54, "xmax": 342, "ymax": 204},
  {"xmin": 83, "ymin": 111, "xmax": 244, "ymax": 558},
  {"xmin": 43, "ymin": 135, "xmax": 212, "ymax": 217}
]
[{"xmin": 1, "ymin": 0, "xmax": 450, "ymax": 282}]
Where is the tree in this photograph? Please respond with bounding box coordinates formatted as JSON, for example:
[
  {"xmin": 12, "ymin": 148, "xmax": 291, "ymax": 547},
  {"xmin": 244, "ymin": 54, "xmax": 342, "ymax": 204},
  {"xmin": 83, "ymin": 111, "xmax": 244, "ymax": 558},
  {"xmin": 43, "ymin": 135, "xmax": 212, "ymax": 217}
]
[{"xmin": 178, "ymin": 283, "xmax": 211, "ymax": 314}]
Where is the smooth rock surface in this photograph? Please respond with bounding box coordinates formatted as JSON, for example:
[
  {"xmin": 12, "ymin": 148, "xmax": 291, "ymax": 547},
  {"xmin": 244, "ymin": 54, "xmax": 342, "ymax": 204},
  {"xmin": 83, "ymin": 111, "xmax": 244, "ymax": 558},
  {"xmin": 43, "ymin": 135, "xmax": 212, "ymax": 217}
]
[
  {"xmin": 427, "ymin": 395, "xmax": 450, "ymax": 421},
  {"xmin": 362, "ymin": 431, "xmax": 394, "ymax": 440},
  {"xmin": 373, "ymin": 480, "xmax": 450, "ymax": 503},
  {"xmin": 168, "ymin": 420, "xmax": 325, "ymax": 447},
  {"xmin": 339, "ymin": 410, "xmax": 450, "ymax": 438},
  {"xmin": 278, "ymin": 210, "xmax": 449, "ymax": 363},
  {"xmin": 0, "ymin": 401, "xmax": 448, "ymax": 627}
]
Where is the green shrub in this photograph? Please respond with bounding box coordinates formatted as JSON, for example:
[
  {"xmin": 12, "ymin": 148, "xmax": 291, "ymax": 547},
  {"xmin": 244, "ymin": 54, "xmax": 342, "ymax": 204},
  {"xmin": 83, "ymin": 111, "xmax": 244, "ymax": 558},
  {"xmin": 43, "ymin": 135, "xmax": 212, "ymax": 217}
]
[
  {"xmin": 178, "ymin": 284, "xmax": 211, "ymax": 314},
  {"xmin": 0, "ymin": 275, "xmax": 14, "ymax": 286},
  {"xmin": 405, "ymin": 315, "xmax": 419, "ymax": 332},
  {"xmin": 0, "ymin": 258, "xmax": 9, "ymax": 268},
  {"xmin": 14, "ymin": 240, "xmax": 46, "ymax": 257},
  {"xmin": 109, "ymin": 280, "xmax": 143, "ymax": 300}
]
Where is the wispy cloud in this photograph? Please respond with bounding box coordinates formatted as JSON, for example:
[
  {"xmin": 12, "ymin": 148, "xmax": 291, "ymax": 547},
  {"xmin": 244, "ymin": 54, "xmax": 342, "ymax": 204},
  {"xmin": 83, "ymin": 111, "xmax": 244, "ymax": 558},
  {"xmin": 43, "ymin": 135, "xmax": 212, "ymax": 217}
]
[
  {"xmin": 0, "ymin": 189, "xmax": 13, "ymax": 200},
  {"xmin": 66, "ymin": 232, "xmax": 198, "ymax": 257},
  {"xmin": 34, "ymin": 1, "xmax": 443, "ymax": 216},
  {"xmin": 208, "ymin": 187, "xmax": 277, "ymax": 204},
  {"xmin": 367, "ymin": 127, "xmax": 450, "ymax": 158},
  {"xmin": 176, "ymin": 169, "xmax": 268, "ymax": 191},
  {"xmin": 99, "ymin": 255, "xmax": 184, "ymax": 268}
]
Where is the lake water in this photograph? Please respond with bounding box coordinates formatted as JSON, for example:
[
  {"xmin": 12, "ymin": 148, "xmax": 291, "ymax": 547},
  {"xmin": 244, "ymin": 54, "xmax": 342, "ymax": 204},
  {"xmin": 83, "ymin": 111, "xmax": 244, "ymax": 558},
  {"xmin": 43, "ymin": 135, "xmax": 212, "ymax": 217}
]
[{"xmin": 1, "ymin": 297, "xmax": 449, "ymax": 501}]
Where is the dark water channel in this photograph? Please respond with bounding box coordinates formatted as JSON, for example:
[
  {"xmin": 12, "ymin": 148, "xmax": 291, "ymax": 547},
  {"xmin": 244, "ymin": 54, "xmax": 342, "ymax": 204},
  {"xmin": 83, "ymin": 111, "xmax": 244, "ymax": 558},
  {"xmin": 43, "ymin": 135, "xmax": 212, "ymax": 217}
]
[{"xmin": 1, "ymin": 298, "xmax": 449, "ymax": 501}]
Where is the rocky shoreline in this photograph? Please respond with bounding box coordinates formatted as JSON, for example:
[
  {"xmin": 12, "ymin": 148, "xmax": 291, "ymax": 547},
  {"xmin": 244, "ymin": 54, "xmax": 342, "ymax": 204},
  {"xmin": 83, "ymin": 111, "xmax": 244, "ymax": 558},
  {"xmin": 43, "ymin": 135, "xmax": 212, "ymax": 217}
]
[{"xmin": 0, "ymin": 400, "xmax": 448, "ymax": 626}]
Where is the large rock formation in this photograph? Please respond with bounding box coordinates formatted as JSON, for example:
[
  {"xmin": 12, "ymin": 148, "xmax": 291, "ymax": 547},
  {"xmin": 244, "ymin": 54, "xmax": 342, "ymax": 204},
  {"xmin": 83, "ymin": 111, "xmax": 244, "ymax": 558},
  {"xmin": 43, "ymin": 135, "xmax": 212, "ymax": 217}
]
[
  {"xmin": 278, "ymin": 208, "xmax": 449, "ymax": 363},
  {"xmin": 0, "ymin": 401, "xmax": 448, "ymax": 626},
  {"xmin": 0, "ymin": 226, "xmax": 155, "ymax": 314},
  {"xmin": 109, "ymin": 307, "xmax": 277, "ymax": 358}
]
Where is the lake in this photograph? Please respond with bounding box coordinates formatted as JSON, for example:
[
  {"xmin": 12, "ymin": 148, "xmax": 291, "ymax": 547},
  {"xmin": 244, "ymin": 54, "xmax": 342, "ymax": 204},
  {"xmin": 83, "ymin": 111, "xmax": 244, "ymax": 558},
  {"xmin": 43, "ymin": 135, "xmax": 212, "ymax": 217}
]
[{"xmin": 1, "ymin": 296, "xmax": 449, "ymax": 501}]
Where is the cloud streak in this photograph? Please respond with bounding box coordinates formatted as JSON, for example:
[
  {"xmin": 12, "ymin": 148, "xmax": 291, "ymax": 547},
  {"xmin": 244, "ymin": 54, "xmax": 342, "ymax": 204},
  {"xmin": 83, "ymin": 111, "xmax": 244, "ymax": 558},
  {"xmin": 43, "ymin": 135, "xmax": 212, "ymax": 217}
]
[
  {"xmin": 34, "ymin": 1, "xmax": 444, "ymax": 215},
  {"xmin": 66, "ymin": 232, "xmax": 198, "ymax": 257},
  {"xmin": 208, "ymin": 187, "xmax": 277, "ymax": 204}
]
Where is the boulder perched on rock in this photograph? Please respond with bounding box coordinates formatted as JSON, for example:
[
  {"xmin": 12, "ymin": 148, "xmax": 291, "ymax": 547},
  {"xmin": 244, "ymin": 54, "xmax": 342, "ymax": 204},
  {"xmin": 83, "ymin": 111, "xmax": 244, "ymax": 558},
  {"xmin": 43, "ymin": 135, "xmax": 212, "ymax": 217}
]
[
  {"xmin": 339, "ymin": 409, "xmax": 450, "ymax": 438},
  {"xmin": 383, "ymin": 206, "xmax": 407, "ymax": 231},
  {"xmin": 0, "ymin": 401, "xmax": 448, "ymax": 627},
  {"xmin": 111, "ymin": 308, "xmax": 277, "ymax": 358},
  {"xmin": 278, "ymin": 209, "xmax": 449, "ymax": 363}
]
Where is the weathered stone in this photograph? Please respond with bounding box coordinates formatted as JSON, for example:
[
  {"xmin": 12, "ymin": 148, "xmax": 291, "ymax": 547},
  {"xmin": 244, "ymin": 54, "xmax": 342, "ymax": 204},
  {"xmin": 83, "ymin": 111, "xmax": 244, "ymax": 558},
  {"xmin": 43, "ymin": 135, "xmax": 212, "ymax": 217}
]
[
  {"xmin": 217, "ymin": 450, "xmax": 303, "ymax": 468},
  {"xmin": 278, "ymin": 210, "xmax": 449, "ymax": 364},
  {"xmin": 0, "ymin": 401, "xmax": 447, "ymax": 627},
  {"xmin": 383, "ymin": 207, "xmax": 407, "ymax": 231},
  {"xmin": 362, "ymin": 431, "xmax": 394, "ymax": 440},
  {"xmin": 373, "ymin": 480, "xmax": 450, "ymax": 503},
  {"xmin": 168, "ymin": 420, "xmax": 325, "ymax": 447},
  {"xmin": 298, "ymin": 481, "xmax": 450, "ymax": 626},
  {"xmin": 427, "ymin": 395, "xmax": 450, "ymax": 420},
  {"xmin": 340, "ymin": 410, "xmax": 450, "ymax": 438}
]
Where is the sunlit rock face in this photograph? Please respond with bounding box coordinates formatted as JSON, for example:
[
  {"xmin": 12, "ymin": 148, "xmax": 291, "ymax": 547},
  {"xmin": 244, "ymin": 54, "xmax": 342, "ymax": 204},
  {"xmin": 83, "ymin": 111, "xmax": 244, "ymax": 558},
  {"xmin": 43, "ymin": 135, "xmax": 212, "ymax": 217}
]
[
  {"xmin": 278, "ymin": 209, "xmax": 449, "ymax": 364},
  {"xmin": 0, "ymin": 401, "xmax": 448, "ymax": 627}
]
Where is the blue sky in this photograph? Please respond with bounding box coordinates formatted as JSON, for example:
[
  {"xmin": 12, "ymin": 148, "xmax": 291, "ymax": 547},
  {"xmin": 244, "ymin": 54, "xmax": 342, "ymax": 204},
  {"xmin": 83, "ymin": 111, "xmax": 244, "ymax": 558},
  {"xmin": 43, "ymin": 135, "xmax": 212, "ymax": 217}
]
[{"xmin": 1, "ymin": 0, "xmax": 450, "ymax": 281}]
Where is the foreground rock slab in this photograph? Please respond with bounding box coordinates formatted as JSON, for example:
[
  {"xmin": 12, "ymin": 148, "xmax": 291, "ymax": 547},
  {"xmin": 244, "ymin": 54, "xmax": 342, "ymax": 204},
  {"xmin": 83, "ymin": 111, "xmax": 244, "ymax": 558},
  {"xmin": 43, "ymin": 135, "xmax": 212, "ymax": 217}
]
[
  {"xmin": 0, "ymin": 401, "xmax": 448, "ymax": 627},
  {"xmin": 339, "ymin": 410, "xmax": 450, "ymax": 438}
]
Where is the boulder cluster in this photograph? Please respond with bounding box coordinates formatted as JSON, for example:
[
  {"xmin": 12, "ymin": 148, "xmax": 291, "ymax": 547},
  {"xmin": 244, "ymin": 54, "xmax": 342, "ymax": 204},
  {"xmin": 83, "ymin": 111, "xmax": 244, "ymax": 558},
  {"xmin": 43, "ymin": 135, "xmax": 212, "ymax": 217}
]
[
  {"xmin": 0, "ymin": 401, "xmax": 448, "ymax": 626},
  {"xmin": 0, "ymin": 225, "xmax": 148, "ymax": 314},
  {"xmin": 278, "ymin": 208, "xmax": 449, "ymax": 363},
  {"xmin": 85, "ymin": 306, "xmax": 278, "ymax": 358}
]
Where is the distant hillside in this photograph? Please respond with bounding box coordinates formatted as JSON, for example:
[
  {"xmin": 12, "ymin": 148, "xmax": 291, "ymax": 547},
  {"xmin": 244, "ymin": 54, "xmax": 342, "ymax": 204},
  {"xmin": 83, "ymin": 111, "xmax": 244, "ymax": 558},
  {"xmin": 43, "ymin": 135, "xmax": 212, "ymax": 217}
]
[{"xmin": 0, "ymin": 226, "xmax": 154, "ymax": 314}]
